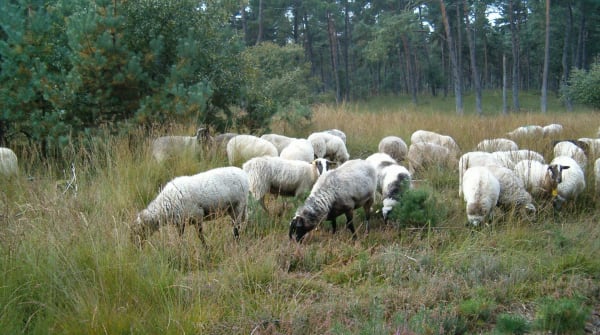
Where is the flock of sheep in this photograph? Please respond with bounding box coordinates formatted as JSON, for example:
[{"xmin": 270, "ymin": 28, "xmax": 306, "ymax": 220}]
[{"xmin": 2, "ymin": 123, "xmax": 599, "ymax": 245}]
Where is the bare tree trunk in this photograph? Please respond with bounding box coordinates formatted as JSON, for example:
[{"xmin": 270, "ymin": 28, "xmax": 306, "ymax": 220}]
[
  {"xmin": 561, "ymin": 1, "xmax": 573, "ymax": 111},
  {"xmin": 503, "ymin": 54, "xmax": 508, "ymax": 115},
  {"xmin": 401, "ymin": 35, "xmax": 418, "ymax": 104},
  {"xmin": 327, "ymin": 10, "xmax": 340, "ymax": 104},
  {"xmin": 343, "ymin": 0, "xmax": 350, "ymax": 101},
  {"xmin": 575, "ymin": 2, "xmax": 585, "ymax": 69},
  {"xmin": 255, "ymin": 0, "xmax": 263, "ymax": 45},
  {"xmin": 509, "ymin": 0, "xmax": 521, "ymax": 112},
  {"xmin": 456, "ymin": 2, "xmax": 463, "ymax": 94},
  {"xmin": 541, "ymin": 0, "xmax": 550, "ymax": 113},
  {"xmin": 463, "ymin": 0, "xmax": 482, "ymax": 115},
  {"xmin": 440, "ymin": 0, "xmax": 463, "ymax": 114},
  {"xmin": 240, "ymin": 3, "xmax": 248, "ymax": 44}
]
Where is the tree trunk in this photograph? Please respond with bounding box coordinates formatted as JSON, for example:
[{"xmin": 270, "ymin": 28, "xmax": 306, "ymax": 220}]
[
  {"xmin": 561, "ymin": 1, "xmax": 573, "ymax": 111},
  {"xmin": 575, "ymin": 2, "xmax": 585, "ymax": 69},
  {"xmin": 509, "ymin": 0, "xmax": 520, "ymax": 112},
  {"xmin": 456, "ymin": 2, "xmax": 463, "ymax": 94},
  {"xmin": 401, "ymin": 35, "xmax": 418, "ymax": 104},
  {"xmin": 255, "ymin": 0, "xmax": 263, "ymax": 45},
  {"xmin": 541, "ymin": 0, "xmax": 550, "ymax": 113},
  {"xmin": 503, "ymin": 54, "xmax": 508, "ymax": 115},
  {"xmin": 343, "ymin": 0, "xmax": 350, "ymax": 101},
  {"xmin": 327, "ymin": 10, "xmax": 340, "ymax": 103},
  {"xmin": 463, "ymin": 0, "xmax": 482, "ymax": 115},
  {"xmin": 439, "ymin": 0, "xmax": 463, "ymax": 114}
]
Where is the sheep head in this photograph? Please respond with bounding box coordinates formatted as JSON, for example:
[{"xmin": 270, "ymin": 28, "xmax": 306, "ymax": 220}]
[
  {"xmin": 546, "ymin": 164, "xmax": 570, "ymax": 193},
  {"xmin": 289, "ymin": 215, "xmax": 312, "ymax": 242}
]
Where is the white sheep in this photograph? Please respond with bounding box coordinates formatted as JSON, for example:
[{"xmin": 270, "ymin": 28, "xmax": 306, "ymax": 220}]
[
  {"xmin": 366, "ymin": 153, "xmax": 411, "ymax": 223},
  {"xmin": 226, "ymin": 134, "xmax": 278, "ymax": 167},
  {"xmin": 131, "ymin": 166, "xmax": 250, "ymax": 244},
  {"xmin": 542, "ymin": 124, "xmax": 563, "ymax": 137},
  {"xmin": 594, "ymin": 158, "xmax": 600, "ymax": 196},
  {"xmin": 378, "ymin": 136, "xmax": 408, "ymax": 163},
  {"xmin": 475, "ymin": 138, "xmax": 518, "ymax": 152},
  {"xmin": 0, "ymin": 147, "xmax": 18, "ymax": 177},
  {"xmin": 484, "ymin": 164, "xmax": 536, "ymax": 219},
  {"xmin": 507, "ymin": 125, "xmax": 543, "ymax": 139},
  {"xmin": 461, "ymin": 166, "xmax": 501, "ymax": 227},
  {"xmin": 577, "ymin": 138, "xmax": 600, "ymax": 159},
  {"xmin": 279, "ymin": 138, "xmax": 315, "ymax": 162},
  {"xmin": 513, "ymin": 159, "xmax": 567, "ymax": 199},
  {"xmin": 323, "ymin": 129, "xmax": 347, "ymax": 144},
  {"xmin": 260, "ymin": 133, "xmax": 296, "ymax": 153},
  {"xmin": 307, "ymin": 132, "xmax": 350, "ymax": 163},
  {"xmin": 407, "ymin": 142, "xmax": 458, "ymax": 175},
  {"xmin": 151, "ymin": 127, "xmax": 212, "ymax": 162},
  {"xmin": 242, "ymin": 156, "xmax": 331, "ymax": 213},
  {"xmin": 410, "ymin": 129, "xmax": 461, "ymax": 156},
  {"xmin": 553, "ymin": 141, "xmax": 587, "ymax": 171},
  {"xmin": 550, "ymin": 156, "xmax": 586, "ymax": 210},
  {"xmin": 289, "ymin": 159, "xmax": 377, "ymax": 241},
  {"xmin": 458, "ymin": 151, "xmax": 502, "ymax": 197},
  {"xmin": 491, "ymin": 149, "xmax": 545, "ymax": 170}
]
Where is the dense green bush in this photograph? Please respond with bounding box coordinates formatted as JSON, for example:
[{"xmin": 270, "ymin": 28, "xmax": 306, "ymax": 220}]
[
  {"xmin": 564, "ymin": 60, "xmax": 600, "ymax": 109},
  {"xmin": 386, "ymin": 187, "xmax": 445, "ymax": 229},
  {"xmin": 534, "ymin": 297, "xmax": 590, "ymax": 334}
]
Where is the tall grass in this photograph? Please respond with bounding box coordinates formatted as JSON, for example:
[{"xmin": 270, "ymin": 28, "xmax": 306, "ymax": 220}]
[{"xmin": 1, "ymin": 93, "xmax": 599, "ymax": 334}]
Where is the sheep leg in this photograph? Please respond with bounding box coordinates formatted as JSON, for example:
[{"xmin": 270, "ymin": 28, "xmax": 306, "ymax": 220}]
[
  {"xmin": 191, "ymin": 218, "xmax": 206, "ymax": 245},
  {"xmin": 259, "ymin": 196, "xmax": 269, "ymax": 213},
  {"xmin": 344, "ymin": 211, "xmax": 357, "ymax": 240}
]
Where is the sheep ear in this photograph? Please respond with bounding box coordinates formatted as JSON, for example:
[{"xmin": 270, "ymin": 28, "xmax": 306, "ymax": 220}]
[{"xmin": 560, "ymin": 165, "xmax": 570, "ymax": 171}]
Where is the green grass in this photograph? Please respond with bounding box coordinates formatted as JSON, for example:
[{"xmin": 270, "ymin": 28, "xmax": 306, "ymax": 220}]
[{"xmin": 1, "ymin": 92, "xmax": 599, "ymax": 334}]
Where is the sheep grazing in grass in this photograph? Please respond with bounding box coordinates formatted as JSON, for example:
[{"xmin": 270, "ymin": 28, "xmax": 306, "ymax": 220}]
[
  {"xmin": 507, "ymin": 125, "xmax": 543, "ymax": 139},
  {"xmin": 553, "ymin": 141, "xmax": 588, "ymax": 171},
  {"xmin": 513, "ymin": 159, "xmax": 567, "ymax": 199},
  {"xmin": 475, "ymin": 138, "xmax": 518, "ymax": 152},
  {"xmin": 279, "ymin": 139, "xmax": 315, "ymax": 163},
  {"xmin": 0, "ymin": 147, "xmax": 18, "ymax": 177},
  {"xmin": 484, "ymin": 165, "xmax": 536, "ymax": 220},
  {"xmin": 461, "ymin": 166, "xmax": 500, "ymax": 227},
  {"xmin": 307, "ymin": 132, "xmax": 350, "ymax": 164},
  {"xmin": 366, "ymin": 153, "xmax": 411, "ymax": 223},
  {"xmin": 542, "ymin": 123, "xmax": 563, "ymax": 137},
  {"xmin": 226, "ymin": 134, "xmax": 278, "ymax": 166},
  {"xmin": 378, "ymin": 136, "xmax": 408, "ymax": 163},
  {"xmin": 289, "ymin": 159, "xmax": 377, "ymax": 242},
  {"xmin": 407, "ymin": 142, "xmax": 458, "ymax": 175},
  {"xmin": 260, "ymin": 133, "xmax": 296, "ymax": 153},
  {"xmin": 458, "ymin": 151, "xmax": 502, "ymax": 197},
  {"xmin": 242, "ymin": 156, "xmax": 332, "ymax": 213},
  {"xmin": 491, "ymin": 149, "xmax": 545, "ymax": 170},
  {"xmin": 323, "ymin": 129, "xmax": 347, "ymax": 144},
  {"xmin": 577, "ymin": 138, "xmax": 600, "ymax": 159},
  {"xmin": 151, "ymin": 127, "xmax": 212, "ymax": 162},
  {"xmin": 131, "ymin": 166, "xmax": 250, "ymax": 245},
  {"xmin": 550, "ymin": 156, "xmax": 586, "ymax": 210},
  {"xmin": 410, "ymin": 129, "xmax": 461, "ymax": 157}
]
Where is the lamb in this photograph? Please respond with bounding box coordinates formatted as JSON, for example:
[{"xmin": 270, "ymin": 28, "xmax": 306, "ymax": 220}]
[
  {"xmin": 550, "ymin": 156, "xmax": 586, "ymax": 210},
  {"xmin": 542, "ymin": 124, "xmax": 563, "ymax": 137},
  {"xmin": 279, "ymin": 138, "xmax": 315, "ymax": 162},
  {"xmin": 0, "ymin": 147, "xmax": 18, "ymax": 177},
  {"xmin": 513, "ymin": 159, "xmax": 567, "ymax": 199},
  {"xmin": 410, "ymin": 130, "xmax": 461, "ymax": 156},
  {"xmin": 378, "ymin": 136, "xmax": 409, "ymax": 163},
  {"xmin": 458, "ymin": 151, "xmax": 502, "ymax": 197},
  {"xmin": 475, "ymin": 138, "xmax": 518, "ymax": 152},
  {"xmin": 242, "ymin": 156, "xmax": 331, "ymax": 213},
  {"xmin": 484, "ymin": 164, "xmax": 537, "ymax": 219},
  {"xmin": 260, "ymin": 133, "xmax": 296, "ymax": 153},
  {"xmin": 406, "ymin": 142, "xmax": 458, "ymax": 175},
  {"xmin": 491, "ymin": 149, "xmax": 545, "ymax": 170},
  {"xmin": 289, "ymin": 159, "xmax": 377, "ymax": 242},
  {"xmin": 226, "ymin": 134, "xmax": 278, "ymax": 166},
  {"xmin": 553, "ymin": 141, "xmax": 587, "ymax": 171},
  {"xmin": 366, "ymin": 153, "xmax": 411, "ymax": 223},
  {"xmin": 461, "ymin": 166, "xmax": 501, "ymax": 227},
  {"xmin": 307, "ymin": 132, "xmax": 350, "ymax": 163},
  {"xmin": 507, "ymin": 125, "xmax": 543, "ymax": 139},
  {"xmin": 131, "ymin": 166, "xmax": 250, "ymax": 244},
  {"xmin": 151, "ymin": 127, "xmax": 212, "ymax": 162}
]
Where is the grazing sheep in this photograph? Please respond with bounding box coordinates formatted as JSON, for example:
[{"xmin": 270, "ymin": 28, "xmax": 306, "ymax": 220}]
[
  {"xmin": 378, "ymin": 136, "xmax": 409, "ymax": 162},
  {"xmin": 491, "ymin": 149, "xmax": 545, "ymax": 170},
  {"xmin": 595, "ymin": 158, "xmax": 600, "ymax": 196},
  {"xmin": 553, "ymin": 141, "xmax": 587, "ymax": 171},
  {"xmin": 227, "ymin": 134, "xmax": 278, "ymax": 166},
  {"xmin": 307, "ymin": 132, "xmax": 350, "ymax": 163},
  {"xmin": 0, "ymin": 147, "xmax": 18, "ymax": 177},
  {"xmin": 151, "ymin": 127, "xmax": 212, "ymax": 162},
  {"xmin": 407, "ymin": 142, "xmax": 458, "ymax": 175},
  {"xmin": 410, "ymin": 130, "xmax": 461, "ymax": 156},
  {"xmin": 260, "ymin": 133, "xmax": 296, "ymax": 153},
  {"xmin": 475, "ymin": 138, "xmax": 518, "ymax": 152},
  {"xmin": 513, "ymin": 159, "xmax": 567, "ymax": 199},
  {"xmin": 279, "ymin": 138, "xmax": 315, "ymax": 162},
  {"xmin": 577, "ymin": 138, "xmax": 600, "ymax": 159},
  {"xmin": 462, "ymin": 166, "xmax": 501, "ymax": 227},
  {"xmin": 485, "ymin": 164, "xmax": 536, "ymax": 219},
  {"xmin": 550, "ymin": 156, "xmax": 586, "ymax": 210},
  {"xmin": 323, "ymin": 129, "xmax": 347, "ymax": 144},
  {"xmin": 289, "ymin": 159, "xmax": 377, "ymax": 242},
  {"xmin": 366, "ymin": 153, "xmax": 411, "ymax": 223},
  {"xmin": 242, "ymin": 156, "xmax": 331, "ymax": 213},
  {"xmin": 458, "ymin": 151, "xmax": 502, "ymax": 197},
  {"xmin": 507, "ymin": 125, "xmax": 543, "ymax": 139},
  {"xmin": 542, "ymin": 124, "xmax": 563, "ymax": 137},
  {"xmin": 131, "ymin": 166, "xmax": 250, "ymax": 244}
]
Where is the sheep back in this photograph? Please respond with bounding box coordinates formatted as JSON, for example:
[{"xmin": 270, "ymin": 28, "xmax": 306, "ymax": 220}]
[
  {"xmin": 279, "ymin": 139, "xmax": 315, "ymax": 162},
  {"xmin": 475, "ymin": 138, "xmax": 518, "ymax": 152},
  {"xmin": 550, "ymin": 156, "xmax": 586, "ymax": 203},
  {"xmin": 0, "ymin": 147, "xmax": 18, "ymax": 177},
  {"xmin": 462, "ymin": 166, "xmax": 500, "ymax": 227},
  {"xmin": 378, "ymin": 136, "xmax": 408, "ymax": 162},
  {"xmin": 227, "ymin": 134, "xmax": 278, "ymax": 166}
]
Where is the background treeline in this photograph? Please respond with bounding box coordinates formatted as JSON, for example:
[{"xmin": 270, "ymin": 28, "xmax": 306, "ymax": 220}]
[{"xmin": 1, "ymin": 0, "xmax": 599, "ymax": 156}]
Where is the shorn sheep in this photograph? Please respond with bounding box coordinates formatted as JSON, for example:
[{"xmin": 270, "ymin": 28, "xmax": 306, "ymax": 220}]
[
  {"xmin": 461, "ymin": 166, "xmax": 501, "ymax": 227},
  {"xmin": 378, "ymin": 136, "xmax": 408, "ymax": 163},
  {"xmin": 289, "ymin": 159, "xmax": 377, "ymax": 242},
  {"xmin": 550, "ymin": 156, "xmax": 586, "ymax": 210},
  {"xmin": 242, "ymin": 156, "xmax": 332, "ymax": 213},
  {"xmin": 226, "ymin": 134, "xmax": 278, "ymax": 166},
  {"xmin": 513, "ymin": 159, "xmax": 567, "ymax": 199},
  {"xmin": 475, "ymin": 138, "xmax": 518, "ymax": 152},
  {"xmin": 279, "ymin": 138, "xmax": 315, "ymax": 162},
  {"xmin": 366, "ymin": 153, "xmax": 411, "ymax": 223},
  {"xmin": 131, "ymin": 166, "xmax": 250, "ymax": 245},
  {"xmin": 151, "ymin": 127, "xmax": 212, "ymax": 162},
  {"xmin": 0, "ymin": 147, "xmax": 18, "ymax": 177},
  {"xmin": 410, "ymin": 130, "xmax": 461, "ymax": 156}
]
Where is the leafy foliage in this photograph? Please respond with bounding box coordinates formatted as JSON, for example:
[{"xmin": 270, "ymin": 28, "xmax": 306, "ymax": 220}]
[
  {"xmin": 386, "ymin": 187, "xmax": 444, "ymax": 229},
  {"xmin": 564, "ymin": 60, "xmax": 600, "ymax": 109}
]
